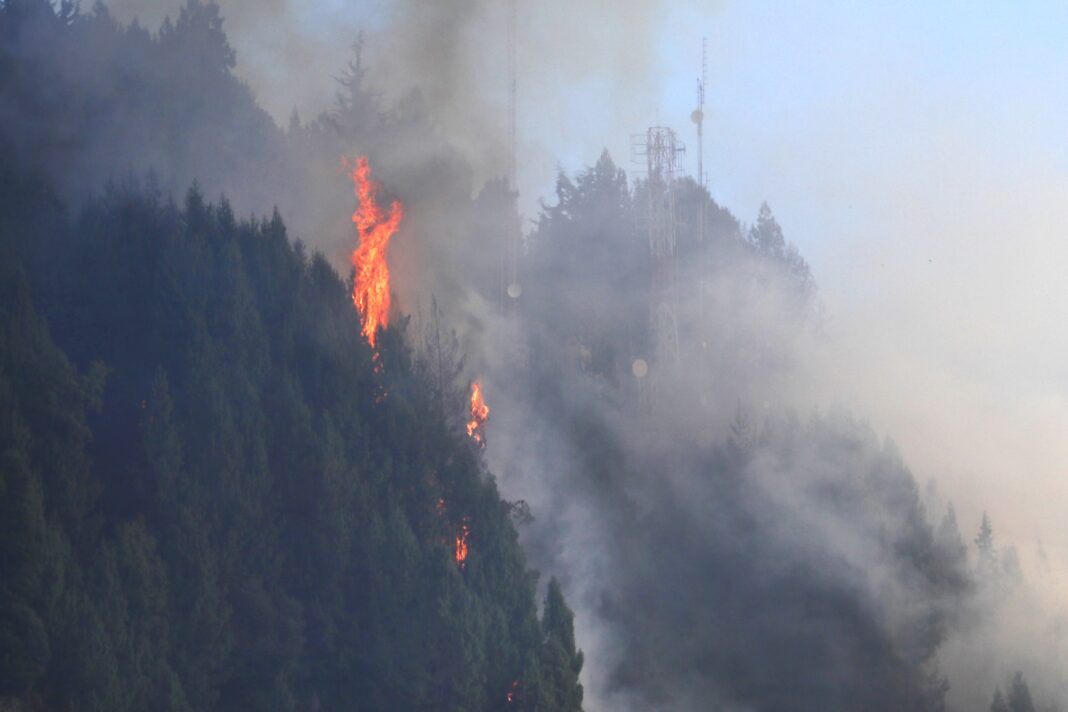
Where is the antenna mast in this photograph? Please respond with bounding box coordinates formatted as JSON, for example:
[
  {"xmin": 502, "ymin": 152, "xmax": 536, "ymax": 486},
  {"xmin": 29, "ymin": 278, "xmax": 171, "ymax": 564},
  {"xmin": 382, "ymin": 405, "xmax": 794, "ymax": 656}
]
[
  {"xmin": 692, "ymin": 37, "xmax": 710, "ymax": 405},
  {"xmin": 501, "ymin": 0, "xmax": 521, "ymax": 310},
  {"xmin": 691, "ymin": 37, "xmax": 707, "ymax": 189},
  {"xmin": 510, "ymin": 0, "xmax": 519, "ymax": 186}
]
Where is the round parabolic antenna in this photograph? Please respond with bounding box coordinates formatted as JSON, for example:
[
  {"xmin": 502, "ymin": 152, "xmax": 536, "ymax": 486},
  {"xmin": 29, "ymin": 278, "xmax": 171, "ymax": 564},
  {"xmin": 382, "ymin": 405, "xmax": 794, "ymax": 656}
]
[
  {"xmin": 507, "ymin": 282, "xmax": 522, "ymax": 299},
  {"xmin": 691, "ymin": 109, "xmax": 703, "ymax": 124},
  {"xmin": 631, "ymin": 358, "xmax": 649, "ymax": 379}
]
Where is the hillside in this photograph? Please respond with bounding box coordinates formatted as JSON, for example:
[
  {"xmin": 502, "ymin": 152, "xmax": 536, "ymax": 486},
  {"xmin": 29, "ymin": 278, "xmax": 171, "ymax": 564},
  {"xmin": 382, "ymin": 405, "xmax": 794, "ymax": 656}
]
[{"xmin": 0, "ymin": 175, "xmax": 583, "ymax": 710}]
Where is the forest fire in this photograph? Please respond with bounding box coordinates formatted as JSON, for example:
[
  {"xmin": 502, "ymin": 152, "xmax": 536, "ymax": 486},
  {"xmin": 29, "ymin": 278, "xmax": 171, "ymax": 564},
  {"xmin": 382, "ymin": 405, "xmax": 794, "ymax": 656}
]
[
  {"xmin": 455, "ymin": 518, "xmax": 471, "ymax": 570},
  {"xmin": 466, "ymin": 381, "xmax": 489, "ymax": 446},
  {"xmin": 347, "ymin": 156, "xmax": 403, "ymax": 347},
  {"xmin": 506, "ymin": 680, "xmax": 519, "ymax": 703}
]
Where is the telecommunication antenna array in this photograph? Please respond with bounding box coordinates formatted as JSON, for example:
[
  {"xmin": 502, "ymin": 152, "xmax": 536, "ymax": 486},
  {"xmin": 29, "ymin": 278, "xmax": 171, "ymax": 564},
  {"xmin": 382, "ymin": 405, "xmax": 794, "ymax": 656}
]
[{"xmin": 631, "ymin": 127, "xmax": 685, "ymax": 371}]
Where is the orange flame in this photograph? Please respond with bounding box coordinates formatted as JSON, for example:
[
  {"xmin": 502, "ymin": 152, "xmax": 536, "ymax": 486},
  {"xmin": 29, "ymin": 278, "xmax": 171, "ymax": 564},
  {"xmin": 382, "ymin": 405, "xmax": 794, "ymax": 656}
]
[
  {"xmin": 347, "ymin": 156, "xmax": 403, "ymax": 347},
  {"xmin": 466, "ymin": 381, "xmax": 489, "ymax": 446},
  {"xmin": 455, "ymin": 518, "xmax": 471, "ymax": 570},
  {"xmin": 506, "ymin": 680, "xmax": 519, "ymax": 703}
]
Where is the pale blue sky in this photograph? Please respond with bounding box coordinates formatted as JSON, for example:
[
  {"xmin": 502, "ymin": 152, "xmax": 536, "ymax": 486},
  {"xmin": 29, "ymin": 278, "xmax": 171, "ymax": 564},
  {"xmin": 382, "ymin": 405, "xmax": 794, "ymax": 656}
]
[
  {"xmin": 534, "ymin": 1, "xmax": 1068, "ymax": 575},
  {"xmin": 603, "ymin": 1, "xmax": 1068, "ymax": 263}
]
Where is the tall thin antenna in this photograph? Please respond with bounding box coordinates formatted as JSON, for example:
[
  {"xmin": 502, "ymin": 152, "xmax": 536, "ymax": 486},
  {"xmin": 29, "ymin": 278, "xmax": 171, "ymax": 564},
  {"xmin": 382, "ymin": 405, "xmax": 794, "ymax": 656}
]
[
  {"xmin": 693, "ymin": 37, "xmax": 710, "ymax": 406},
  {"xmin": 508, "ymin": 0, "xmax": 518, "ymax": 186},
  {"xmin": 502, "ymin": 0, "xmax": 521, "ymax": 310},
  {"xmin": 691, "ymin": 36, "xmax": 707, "ymax": 189}
]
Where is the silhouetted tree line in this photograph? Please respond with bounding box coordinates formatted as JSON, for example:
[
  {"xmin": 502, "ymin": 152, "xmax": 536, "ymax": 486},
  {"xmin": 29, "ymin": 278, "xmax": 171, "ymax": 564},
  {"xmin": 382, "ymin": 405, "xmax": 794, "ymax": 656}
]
[{"xmin": 521, "ymin": 149, "xmax": 815, "ymax": 396}]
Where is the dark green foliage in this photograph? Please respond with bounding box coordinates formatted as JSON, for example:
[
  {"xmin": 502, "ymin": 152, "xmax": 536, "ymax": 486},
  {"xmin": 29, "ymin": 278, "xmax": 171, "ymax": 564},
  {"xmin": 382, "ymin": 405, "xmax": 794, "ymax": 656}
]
[
  {"xmin": 0, "ymin": 179, "xmax": 583, "ymax": 709},
  {"xmin": 0, "ymin": 4, "xmax": 584, "ymax": 701},
  {"xmin": 536, "ymin": 580, "xmax": 584, "ymax": 712},
  {"xmin": 0, "ymin": 0, "xmax": 281, "ymax": 213}
]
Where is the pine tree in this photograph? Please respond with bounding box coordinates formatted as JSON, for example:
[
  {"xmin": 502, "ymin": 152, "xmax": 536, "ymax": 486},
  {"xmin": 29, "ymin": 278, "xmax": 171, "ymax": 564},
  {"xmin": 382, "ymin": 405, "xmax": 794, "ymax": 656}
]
[
  {"xmin": 975, "ymin": 512, "xmax": 997, "ymax": 578},
  {"xmin": 537, "ymin": 579, "xmax": 584, "ymax": 712},
  {"xmin": 749, "ymin": 202, "xmax": 787, "ymax": 258},
  {"xmin": 1008, "ymin": 672, "xmax": 1035, "ymax": 712},
  {"xmin": 936, "ymin": 505, "xmax": 966, "ymax": 560}
]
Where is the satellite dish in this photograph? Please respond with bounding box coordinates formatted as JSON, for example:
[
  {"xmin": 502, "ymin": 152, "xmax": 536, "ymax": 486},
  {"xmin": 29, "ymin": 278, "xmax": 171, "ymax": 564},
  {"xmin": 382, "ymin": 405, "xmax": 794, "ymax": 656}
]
[
  {"xmin": 507, "ymin": 283, "xmax": 522, "ymax": 299},
  {"xmin": 690, "ymin": 109, "xmax": 703, "ymax": 124},
  {"xmin": 631, "ymin": 359, "xmax": 649, "ymax": 379}
]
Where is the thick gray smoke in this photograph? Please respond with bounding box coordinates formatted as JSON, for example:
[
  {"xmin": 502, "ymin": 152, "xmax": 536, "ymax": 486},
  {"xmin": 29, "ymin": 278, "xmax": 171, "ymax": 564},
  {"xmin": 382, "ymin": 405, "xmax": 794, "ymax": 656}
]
[
  {"xmin": 12, "ymin": 1, "xmax": 1068, "ymax": 710},
  {"xmin": 481, "ymin": 168, "xmax": 962, "ymax": 710},
  {"xmin": 106, "ymin": 0, "xmax": 683, "ymax": 210}
]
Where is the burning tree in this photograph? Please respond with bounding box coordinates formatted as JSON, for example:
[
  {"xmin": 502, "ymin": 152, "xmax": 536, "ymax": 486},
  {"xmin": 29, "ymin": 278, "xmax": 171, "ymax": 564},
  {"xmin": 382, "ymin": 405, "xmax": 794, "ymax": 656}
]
[
  {"xmin": 347, "ymin": 156, "xmax": 403, "ymax": 347},
  {"xmin": 467, "ymin": 381, "xmax": 490, "ymax": 446}
]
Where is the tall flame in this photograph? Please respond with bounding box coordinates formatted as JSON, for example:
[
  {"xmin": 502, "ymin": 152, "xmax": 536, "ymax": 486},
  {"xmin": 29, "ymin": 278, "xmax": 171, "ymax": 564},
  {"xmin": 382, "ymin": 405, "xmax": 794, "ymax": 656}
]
[
  {"xmin": 467, "ymin": 381, "xmax": 489, "ymax": 446},
  {"xmin": 455, "ymin": 518, "xmax": 471, "ymax": 570},
  {"xmin": 348, "ymin": 156, "xmax": 403, "ymax": 347}
]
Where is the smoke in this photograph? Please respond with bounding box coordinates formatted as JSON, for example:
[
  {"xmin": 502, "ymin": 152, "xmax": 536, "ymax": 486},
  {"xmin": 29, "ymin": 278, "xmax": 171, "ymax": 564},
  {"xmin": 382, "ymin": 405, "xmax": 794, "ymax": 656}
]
[
  {"xmin": 479, "ymin": 198, "xmax": 961, "ymax": 710},
  {"xmin": 105, "ymin": 0, "xmax": 690, "ymax": 205}
]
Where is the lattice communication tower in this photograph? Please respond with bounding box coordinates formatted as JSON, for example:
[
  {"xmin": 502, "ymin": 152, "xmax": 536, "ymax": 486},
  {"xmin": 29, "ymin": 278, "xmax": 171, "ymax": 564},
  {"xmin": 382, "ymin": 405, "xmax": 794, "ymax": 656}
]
[{"xmin": 631, "ymin": 126, "xmax": 685, "ymax": 370}]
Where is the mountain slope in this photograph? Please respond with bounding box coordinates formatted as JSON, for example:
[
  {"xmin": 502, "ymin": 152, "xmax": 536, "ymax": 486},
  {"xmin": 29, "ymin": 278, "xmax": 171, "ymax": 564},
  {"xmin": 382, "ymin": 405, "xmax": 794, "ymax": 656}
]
[{"xmin": 0, "ymin": 182, "xmax": 583, "ymax": 711}]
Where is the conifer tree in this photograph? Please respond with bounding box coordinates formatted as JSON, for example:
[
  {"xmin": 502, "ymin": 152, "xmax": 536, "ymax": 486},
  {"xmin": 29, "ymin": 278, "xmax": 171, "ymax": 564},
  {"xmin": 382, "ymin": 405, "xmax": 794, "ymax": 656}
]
[{"xmin": 975, "ymin": 512, "xmax": 998, "ymax": 578}]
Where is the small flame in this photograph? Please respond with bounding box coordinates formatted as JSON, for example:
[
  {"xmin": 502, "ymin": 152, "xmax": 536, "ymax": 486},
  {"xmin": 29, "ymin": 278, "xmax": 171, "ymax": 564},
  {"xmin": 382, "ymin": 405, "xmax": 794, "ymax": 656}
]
[
  {"xmin": 347, "ymin": 156, "xmax": 403, "ymax": 347},
  {"xmin": 506, "ymin": 680, "xmax": 519, "ymax": 703},
  {"xmin": 455, "ymin": 518, "xmax": 471, "ymax": 570},
  {"xmin": 466, "ymin": 381, "xmax": 489, "ymax": 446}
]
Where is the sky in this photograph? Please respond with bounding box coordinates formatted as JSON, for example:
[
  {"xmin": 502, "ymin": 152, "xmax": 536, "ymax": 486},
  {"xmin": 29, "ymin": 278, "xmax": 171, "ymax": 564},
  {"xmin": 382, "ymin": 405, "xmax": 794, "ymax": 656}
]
[
  {"xmin": 579, "ymin": 0, "xmax": 1068, "ymax": 585},
  {"xmin": 110, "ymin": 0, "xmax": 1068, "ymax": 582},
  {"xmin": 675, "ymin": 1, "xmax": 1068, "ymax": 582}
]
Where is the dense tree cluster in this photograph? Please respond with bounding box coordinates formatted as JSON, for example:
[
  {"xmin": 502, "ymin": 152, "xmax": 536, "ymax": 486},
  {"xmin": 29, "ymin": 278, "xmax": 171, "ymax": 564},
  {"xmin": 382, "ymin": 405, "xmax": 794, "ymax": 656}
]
[
  {"xmin": 0, "ymin": 178, "xmax": 584, "ymax": 710},
  {"xmin": 0, "ymin": 0, "xmax": 280, "ymax": 210},
  {"xmin": 0, "ymin": 2, "xmax": 583, "ymax": 710}
]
